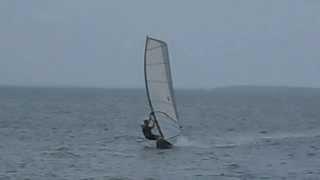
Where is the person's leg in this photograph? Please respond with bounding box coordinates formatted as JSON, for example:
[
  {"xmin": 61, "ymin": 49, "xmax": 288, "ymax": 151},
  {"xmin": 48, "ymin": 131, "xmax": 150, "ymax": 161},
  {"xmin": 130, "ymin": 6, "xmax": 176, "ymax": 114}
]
[{"xmin": 149, "ymin": 134, "xmax": 159, "ymax": 140}]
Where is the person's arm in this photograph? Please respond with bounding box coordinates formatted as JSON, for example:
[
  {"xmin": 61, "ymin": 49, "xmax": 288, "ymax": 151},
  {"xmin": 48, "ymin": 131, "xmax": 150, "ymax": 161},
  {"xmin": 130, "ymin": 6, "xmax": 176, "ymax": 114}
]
[{"xmin": 150, "ymin": 120, "xmax": 156, "ymax": 128}]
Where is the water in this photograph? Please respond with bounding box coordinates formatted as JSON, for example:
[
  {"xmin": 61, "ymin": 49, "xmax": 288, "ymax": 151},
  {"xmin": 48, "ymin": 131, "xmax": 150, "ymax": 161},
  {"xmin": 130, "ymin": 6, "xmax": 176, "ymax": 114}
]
[{"xmin": 1, "ymin": 86, "xmax": 320, "ymax": 179}]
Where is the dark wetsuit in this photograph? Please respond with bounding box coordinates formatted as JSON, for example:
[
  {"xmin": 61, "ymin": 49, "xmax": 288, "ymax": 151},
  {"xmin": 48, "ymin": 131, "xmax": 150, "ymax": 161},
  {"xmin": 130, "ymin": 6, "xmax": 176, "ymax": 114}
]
[{"xmin": 141, "ymin": 124, "xmax": 160, "ymax": 140}]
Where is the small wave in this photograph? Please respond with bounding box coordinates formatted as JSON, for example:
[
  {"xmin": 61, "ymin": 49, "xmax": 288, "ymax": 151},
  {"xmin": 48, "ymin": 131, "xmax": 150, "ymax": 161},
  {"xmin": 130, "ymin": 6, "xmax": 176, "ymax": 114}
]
[
  {"xmin": 41, "ymin": 146, "xmax": 80, "ymax": 159},
  {"xmin": 175, "ymin": 136, "xmax": 209, "ymax": 148},
  {"xmin": 213, "ymin": 130, "xmax": 320, "ymax": 147},
  {"xmin": 42, "ymin": 150, "xmax": 80, "ymax": 159},
  {"xmin": 260, "ymin": 130, "xmax": 320, "ymax": 140},
  {"xmin": 106, "ymin": 151, "xmax": 136, "ymax": 158},
  {"xmin": 80, "ymin": 176, "xmax": 132, "ymax": 180}
]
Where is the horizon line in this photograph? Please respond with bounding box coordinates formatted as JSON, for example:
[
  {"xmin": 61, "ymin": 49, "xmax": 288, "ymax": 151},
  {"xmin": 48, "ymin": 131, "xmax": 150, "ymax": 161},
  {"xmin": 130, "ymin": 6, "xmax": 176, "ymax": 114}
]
[{"xmin": 0, "ymin": 84, "xmax": 319, "ymax": 90}]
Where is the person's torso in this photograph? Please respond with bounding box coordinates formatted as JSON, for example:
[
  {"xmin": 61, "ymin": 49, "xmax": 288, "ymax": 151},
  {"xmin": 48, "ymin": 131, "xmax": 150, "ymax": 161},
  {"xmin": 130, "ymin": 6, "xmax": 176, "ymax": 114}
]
[{"xmin": 142, "ymin": 126, "xmax": 152, "ymax": 137}]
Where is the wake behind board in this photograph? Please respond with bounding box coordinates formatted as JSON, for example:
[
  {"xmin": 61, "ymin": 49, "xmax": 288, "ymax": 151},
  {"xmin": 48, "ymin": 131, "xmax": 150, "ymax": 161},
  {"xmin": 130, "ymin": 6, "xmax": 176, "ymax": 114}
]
[{"xmin": 143, "ymin": 36, "xmax": 181, "ymax": 148}]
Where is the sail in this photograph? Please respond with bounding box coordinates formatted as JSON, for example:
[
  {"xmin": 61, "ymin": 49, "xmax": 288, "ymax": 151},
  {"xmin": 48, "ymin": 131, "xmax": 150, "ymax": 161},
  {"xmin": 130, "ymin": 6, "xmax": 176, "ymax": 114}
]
[{"xmin": 144, "ymin": 36, "xmax": 180, "ymax": 140}]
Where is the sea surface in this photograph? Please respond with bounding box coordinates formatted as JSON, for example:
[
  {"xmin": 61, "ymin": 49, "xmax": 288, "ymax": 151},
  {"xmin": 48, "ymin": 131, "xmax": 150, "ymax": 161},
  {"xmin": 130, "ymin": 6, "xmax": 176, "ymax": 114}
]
[{"xmin": 0, "ymin": 86, "xmax": 320, "ymax": 180}]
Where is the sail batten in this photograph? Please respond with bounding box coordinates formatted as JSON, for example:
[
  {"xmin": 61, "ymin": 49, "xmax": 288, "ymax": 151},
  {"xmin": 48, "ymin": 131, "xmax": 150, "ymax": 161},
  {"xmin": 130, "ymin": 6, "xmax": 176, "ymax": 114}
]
[
  {"xmin": 144, "ymin": 36, "xmax": 180, "ymax": 140},
  {"xmin": 147, "ymin": 80, "xmax": 170, "ymax": 83},
  {"xmin": 146, "ymin": 62, "xmax": 169, "ymax": 65},
  {"xmin": 147, "ymin": 45, "xmax": 164, "ymax": 51}
]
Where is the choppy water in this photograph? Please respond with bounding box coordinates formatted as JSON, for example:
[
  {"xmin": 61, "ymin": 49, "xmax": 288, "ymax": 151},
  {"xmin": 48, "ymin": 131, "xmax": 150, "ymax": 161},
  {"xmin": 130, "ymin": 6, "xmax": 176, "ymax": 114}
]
[{"xmin": 1, "ymin": 86, "xmax": 320, "ymax": 180}]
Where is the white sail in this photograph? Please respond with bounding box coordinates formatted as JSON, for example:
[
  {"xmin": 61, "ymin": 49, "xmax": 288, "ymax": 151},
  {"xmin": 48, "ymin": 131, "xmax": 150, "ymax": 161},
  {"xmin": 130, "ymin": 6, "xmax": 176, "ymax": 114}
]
[{"xmin": 144, "ymin": 36, "xmax": 180, "ymax": 140}]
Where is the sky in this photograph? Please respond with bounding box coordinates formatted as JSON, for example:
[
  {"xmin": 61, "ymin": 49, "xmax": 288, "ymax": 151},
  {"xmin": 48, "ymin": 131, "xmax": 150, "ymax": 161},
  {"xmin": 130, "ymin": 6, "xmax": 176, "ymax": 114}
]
[{"xmin": 0, "ymin": 0, "xmax": 319, "ymax": 89}]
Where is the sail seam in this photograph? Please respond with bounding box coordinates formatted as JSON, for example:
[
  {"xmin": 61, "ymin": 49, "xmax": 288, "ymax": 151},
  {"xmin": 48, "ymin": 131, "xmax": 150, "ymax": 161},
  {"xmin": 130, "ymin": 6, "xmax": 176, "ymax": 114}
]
[
  {"xmin": 147, "ymin": 80, "xmax": 169, "ymax": 83},
  {"xmin": 146, "ymin": 45, "xmax": 163, "ymax": 51},
  {"xmin": 146, "ymin": 62, "xmax": 169, "ymax": 66},
  {"xmin": 153, "ymin": 111, "xmax": 179, "ymax": 124},
  {"xmin": 152, "ymin": 99, "xmax": 174, "ymax": 105}
]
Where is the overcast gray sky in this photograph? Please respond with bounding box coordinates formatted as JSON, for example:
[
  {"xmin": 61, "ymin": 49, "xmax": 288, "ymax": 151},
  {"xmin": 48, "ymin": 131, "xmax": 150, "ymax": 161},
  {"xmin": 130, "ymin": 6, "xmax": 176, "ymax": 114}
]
[{"xmin": 0, "ymin": 0, "xmax": 319, "ymax": 89}]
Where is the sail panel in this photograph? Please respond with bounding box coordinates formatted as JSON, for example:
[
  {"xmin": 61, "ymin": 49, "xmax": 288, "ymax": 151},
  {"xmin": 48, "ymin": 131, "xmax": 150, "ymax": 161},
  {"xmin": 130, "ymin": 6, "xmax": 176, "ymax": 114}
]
[{"xmin": 144, "ymin": 37, "xmax": 180, "ymax": 139}]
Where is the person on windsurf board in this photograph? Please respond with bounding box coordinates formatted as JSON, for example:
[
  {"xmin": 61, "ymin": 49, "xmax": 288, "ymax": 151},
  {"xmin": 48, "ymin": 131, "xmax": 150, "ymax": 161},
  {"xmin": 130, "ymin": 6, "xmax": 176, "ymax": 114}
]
[
  {"xmin": 141, "ymin": 119, "xmax": 159, "ymax": 140},
  {"xmin": 141, "ymin": 112, "xmax": 173, "ymax": 149}
]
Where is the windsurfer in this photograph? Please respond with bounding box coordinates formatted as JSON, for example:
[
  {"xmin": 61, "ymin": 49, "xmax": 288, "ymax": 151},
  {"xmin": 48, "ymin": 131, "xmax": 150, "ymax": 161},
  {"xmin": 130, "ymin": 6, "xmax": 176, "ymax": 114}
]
[{"xmin": 141, "ymin": 113, "xmax": 160, "ymax": 140}]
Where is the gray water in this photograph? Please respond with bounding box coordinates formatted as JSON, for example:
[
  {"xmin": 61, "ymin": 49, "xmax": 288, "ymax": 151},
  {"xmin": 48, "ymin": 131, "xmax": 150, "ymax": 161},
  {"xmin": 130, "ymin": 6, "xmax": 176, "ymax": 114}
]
[{"xmin": 1, "ymin": 86, "xmax": 320, "ymax": 180}]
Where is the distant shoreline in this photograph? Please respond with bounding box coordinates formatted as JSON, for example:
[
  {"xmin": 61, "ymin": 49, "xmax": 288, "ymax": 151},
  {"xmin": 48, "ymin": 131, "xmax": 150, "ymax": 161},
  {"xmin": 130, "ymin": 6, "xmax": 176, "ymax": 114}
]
[{"xmin": 0, "ymin": 84, "xmax": 319, "ymax": 91}]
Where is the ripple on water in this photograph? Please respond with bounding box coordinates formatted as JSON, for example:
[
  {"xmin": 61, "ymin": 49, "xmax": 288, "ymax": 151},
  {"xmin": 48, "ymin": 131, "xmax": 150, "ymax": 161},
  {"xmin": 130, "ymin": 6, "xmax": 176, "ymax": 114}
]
[
  {"xmin": 41, "ymin": 146, "xmax": 80, "ymax": 159},
  {"xmin": 0, "ymin": 176, "xmax": 11, "ymax": 180},
  {"xmin": 80, "ymin": 176, "xmax": 132, "ymax": 180}
]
